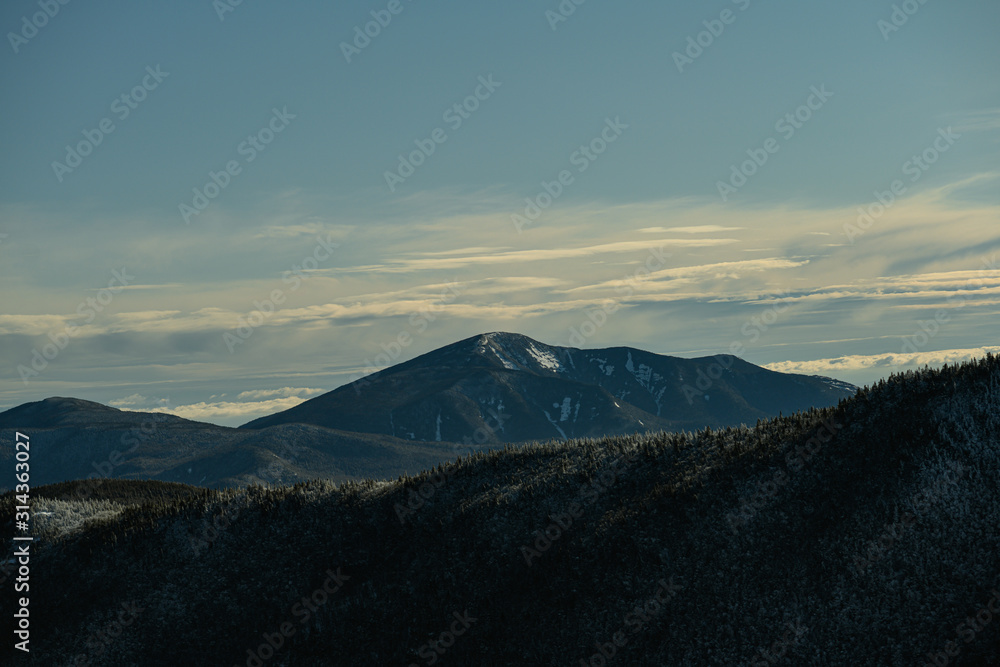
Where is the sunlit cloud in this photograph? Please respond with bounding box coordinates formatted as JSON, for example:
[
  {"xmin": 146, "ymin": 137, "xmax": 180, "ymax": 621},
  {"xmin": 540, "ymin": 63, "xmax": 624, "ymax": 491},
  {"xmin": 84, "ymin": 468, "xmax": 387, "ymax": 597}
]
[
  {"xmin": 235, "ymin": 387, "xmax": 325, "ymax": 401},
  {"xmin": 147, "ymin": 397, "xmax": 312, "ymax": 423},
  {"xmin": 764, "ymin": 347, "xmax": 1000, "ymax": 375}
]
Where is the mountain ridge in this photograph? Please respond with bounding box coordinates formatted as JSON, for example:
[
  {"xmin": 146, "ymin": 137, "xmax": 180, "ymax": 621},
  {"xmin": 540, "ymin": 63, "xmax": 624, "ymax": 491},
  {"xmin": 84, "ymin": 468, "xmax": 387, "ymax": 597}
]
[
  {"xmin": 0, "ymin": 333, "xmax": 856, "ymax": 490},
  {"xmin": 243, "ymin": 332, "xmax": 856, "ymax": 441},
  {"xmin": 4, "ymin": 355, "xmax": 996, "ymax": 665}
]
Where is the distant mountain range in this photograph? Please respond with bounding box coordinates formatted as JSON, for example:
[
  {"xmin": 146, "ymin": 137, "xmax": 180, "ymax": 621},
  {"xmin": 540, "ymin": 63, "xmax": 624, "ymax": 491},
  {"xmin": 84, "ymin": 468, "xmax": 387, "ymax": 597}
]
[
  {"xmin": 244, "ymin": 332, "xmax": 855, "ymax": 441},
  {"xmin": 0, "ymin": 332, "xmax": 855, "ymax": 489},
  {"xmin": 0, "ymin": 397, "xmax": 464, "ymax": 490},
  {"xmin": 5, "ymin": 355, "xmax": 997, "ymax": 665}
]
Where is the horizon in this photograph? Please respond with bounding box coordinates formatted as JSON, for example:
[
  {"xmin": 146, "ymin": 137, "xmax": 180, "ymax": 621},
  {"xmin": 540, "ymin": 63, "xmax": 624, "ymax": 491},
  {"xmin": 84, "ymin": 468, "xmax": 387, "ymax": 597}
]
[
  {"xmin": 6, "ymin": 328, "xmax": 986, "ymax": 429},
  {"xmin": 2, "ymin": 2, "xmax": 999, "ymax": 427}
]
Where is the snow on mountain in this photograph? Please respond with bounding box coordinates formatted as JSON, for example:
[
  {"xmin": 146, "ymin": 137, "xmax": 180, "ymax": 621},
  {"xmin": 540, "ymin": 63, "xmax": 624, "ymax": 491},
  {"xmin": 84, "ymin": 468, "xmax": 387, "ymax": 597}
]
[{"xmin": 243, "ymin": 333, "xmax": 856, "ymax": 443}]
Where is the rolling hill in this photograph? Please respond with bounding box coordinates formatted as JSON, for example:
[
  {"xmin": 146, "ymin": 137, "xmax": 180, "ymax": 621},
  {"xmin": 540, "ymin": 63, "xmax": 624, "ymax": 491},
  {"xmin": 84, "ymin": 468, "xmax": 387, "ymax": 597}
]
[{"xmin": 0, "ymin": 397, "xmax": 469, "ymax": 490}]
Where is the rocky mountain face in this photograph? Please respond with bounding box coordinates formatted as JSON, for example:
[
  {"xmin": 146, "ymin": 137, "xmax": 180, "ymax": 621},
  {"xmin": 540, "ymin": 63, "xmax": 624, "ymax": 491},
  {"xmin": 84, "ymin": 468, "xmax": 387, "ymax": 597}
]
[{"xmin": 243, "ymin": 332, "xmax": 856, "ymax": 442}]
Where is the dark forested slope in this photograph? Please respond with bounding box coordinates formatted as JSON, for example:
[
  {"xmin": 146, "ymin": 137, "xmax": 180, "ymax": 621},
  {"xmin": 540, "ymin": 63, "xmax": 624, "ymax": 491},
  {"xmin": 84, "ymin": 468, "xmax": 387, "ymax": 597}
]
[{"xmin": 3, "ymin": 356, "xmax": 998, "ymax": 666}]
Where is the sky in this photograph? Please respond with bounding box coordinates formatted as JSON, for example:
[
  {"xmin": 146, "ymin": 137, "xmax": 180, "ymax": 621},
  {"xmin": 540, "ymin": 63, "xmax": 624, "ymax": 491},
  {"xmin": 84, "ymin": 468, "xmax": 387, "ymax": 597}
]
[{"xmin": 1, "ymin": 0, "xmax": 998, "ymax": 427}]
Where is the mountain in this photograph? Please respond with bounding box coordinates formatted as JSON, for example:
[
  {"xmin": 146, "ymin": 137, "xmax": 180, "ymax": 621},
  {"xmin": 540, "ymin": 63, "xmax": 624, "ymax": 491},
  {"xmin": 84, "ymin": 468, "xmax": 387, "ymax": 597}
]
[
  {"xmin": 0, "ymin": 335, "xmax": 854, "ymax": 490},
  {"xmin": 243, "ymin": 332, "xmax": 856, "ymax": 441},
  {"xmin": 0, "ymin": 397, "xmax": 469, "ymax": 490},
  {"xmin": 4, "ymin": 356, "xmax": 997, "ymax": 665}
]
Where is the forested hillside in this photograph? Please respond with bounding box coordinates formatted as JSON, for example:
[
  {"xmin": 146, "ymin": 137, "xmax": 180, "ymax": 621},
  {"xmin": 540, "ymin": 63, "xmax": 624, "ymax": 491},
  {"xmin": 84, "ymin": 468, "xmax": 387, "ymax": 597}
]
[{"xmin": 3, "ymin": 356, "xmax": 998, "ymax": 665}]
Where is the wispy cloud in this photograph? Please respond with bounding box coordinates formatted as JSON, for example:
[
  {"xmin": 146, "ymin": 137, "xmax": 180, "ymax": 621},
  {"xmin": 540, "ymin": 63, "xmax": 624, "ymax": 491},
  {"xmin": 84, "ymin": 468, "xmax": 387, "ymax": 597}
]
[
  {"xmin": 4, "ymin": 175, "xmax": 999, "ymax": 420},
  {"xmin": 563, "ymin": 258, "xmax": 810, "ymax": 294},
  {"xmin": 330, "ymin": 238, "xmax": 739, "ymax": 274},
  {"xmin": 638, "ymin": 225, "xmax": 743, "ymax": 234},
  {"xmin": 952, "ymin": 108, "xmax": 1000, "ymax": 133}
]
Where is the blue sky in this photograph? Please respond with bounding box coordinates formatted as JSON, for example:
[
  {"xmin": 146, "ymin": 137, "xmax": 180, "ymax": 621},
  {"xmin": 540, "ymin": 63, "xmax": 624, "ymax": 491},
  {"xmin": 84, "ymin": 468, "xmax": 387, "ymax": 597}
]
[{"xmin": 2, "ymin": 0, "xmax": 999, "ymax": 425}]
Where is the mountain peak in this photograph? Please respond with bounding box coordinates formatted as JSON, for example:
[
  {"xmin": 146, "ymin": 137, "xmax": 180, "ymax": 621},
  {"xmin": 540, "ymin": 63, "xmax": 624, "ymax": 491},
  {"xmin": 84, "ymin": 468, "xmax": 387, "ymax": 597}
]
[
  {"xmin": 466, "ymin": 332, "xmax": 568, "ymax": 374},
  {"xmin": 0, "ymin": 396, "xmax": 121, "ymax": 429},
  {"xmin": 243, "ymin": 332, "xmax": 855, "ymax": 440}
]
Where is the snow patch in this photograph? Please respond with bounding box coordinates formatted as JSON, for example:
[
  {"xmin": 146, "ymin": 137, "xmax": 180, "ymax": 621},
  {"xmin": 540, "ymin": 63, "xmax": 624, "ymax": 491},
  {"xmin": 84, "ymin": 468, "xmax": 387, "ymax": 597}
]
[
  {"xmin": 527, "ymin": 343, "xmax": 562, "ymax": 371},
  {"xmin": 480, "ymin": 335, "xmax": 520, "ymax": 369},
  {"xmin": 625, "ymin": 351, "xmax": 653, "ymax": 387},
  {"xmin": 558, "ymin": 397, "xmax": 572, "ymax": 422},
  {"xmin": 492, "ymin": 347, "xmax": 520, "ymax": 370},
  {"xmin": 435, "ymin": 412, "xmax": 442, "ymax": 441},
  {"xmin": 542, "ymin": 410, "xmax": 567, "ymax": 438},
  {"xmin": 590, "ymin": 357, "xmax": 614, "ymax": 376},
  {"xmin": 654, "ymin": 386, "xmax": 667, "ymax": 415}
]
